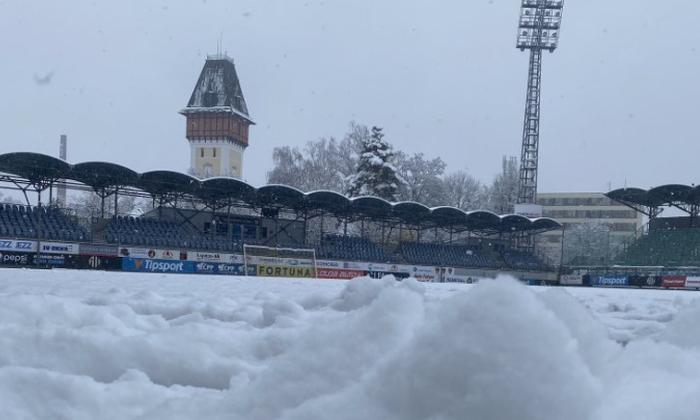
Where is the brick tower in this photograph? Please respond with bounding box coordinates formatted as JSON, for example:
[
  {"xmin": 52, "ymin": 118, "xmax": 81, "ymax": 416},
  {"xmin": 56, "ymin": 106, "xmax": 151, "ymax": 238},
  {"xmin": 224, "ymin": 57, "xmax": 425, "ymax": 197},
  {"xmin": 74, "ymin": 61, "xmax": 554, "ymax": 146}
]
[{"xmin": 180, "ymin": 54, "xmax": 254, "ymax": 179}]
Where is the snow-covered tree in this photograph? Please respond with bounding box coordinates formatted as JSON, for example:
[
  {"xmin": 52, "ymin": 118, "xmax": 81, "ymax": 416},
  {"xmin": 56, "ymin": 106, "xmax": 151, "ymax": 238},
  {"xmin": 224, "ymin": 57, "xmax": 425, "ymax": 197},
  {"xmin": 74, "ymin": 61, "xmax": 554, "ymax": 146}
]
[
  {"xmin": 346, "ymin": 126, "xmax": 401, "ymax": 201},
  {"xmin": 267, "ymin": 122, "xmax": 366, "ymax": 193},
  {"xmin": 562, "ymin": 220, "xmax": 612, "ymax": 266},
  {"xmin": 443, "ymin": 169, "xmax": 487, "ymax": 211},
  {"xmin": 487, "ymin": 156, "xmax": 519, "ymax": 214},
  {"xmin": 394, "ymin": 152, "xmax": 446, "ymax": 207}
]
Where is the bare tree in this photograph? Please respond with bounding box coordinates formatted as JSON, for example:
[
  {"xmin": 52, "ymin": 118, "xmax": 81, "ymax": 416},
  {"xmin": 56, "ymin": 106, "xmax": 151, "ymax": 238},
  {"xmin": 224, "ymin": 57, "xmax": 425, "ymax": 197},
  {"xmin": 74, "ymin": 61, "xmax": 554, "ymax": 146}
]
[
  {"xmin": 487, "ymin": 156, "xmax": 519, "ymax": 214},
  {"xmin": 443, "ymin": 169, "xmax": 487, "ymax": 211},
  {"xmin": 394, "ymin": 152, "xmax": 447, "ymax": 207},
  {"xmin": 267, "ymin": 121, "xmax": 369, "ymax": 193}
]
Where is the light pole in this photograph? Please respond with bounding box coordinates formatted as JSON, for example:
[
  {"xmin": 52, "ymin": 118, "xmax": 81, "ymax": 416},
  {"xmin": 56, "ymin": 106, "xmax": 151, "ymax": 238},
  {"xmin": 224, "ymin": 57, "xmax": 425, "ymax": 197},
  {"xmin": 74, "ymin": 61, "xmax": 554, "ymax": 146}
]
[{"xmin": 516, "ymin": 0, "xmax": 565, "ymax": 205}]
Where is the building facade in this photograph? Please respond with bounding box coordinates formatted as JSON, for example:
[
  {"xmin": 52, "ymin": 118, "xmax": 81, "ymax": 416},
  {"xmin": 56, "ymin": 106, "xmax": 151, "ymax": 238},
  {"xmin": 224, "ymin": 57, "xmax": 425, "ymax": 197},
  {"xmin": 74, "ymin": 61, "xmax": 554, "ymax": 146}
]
[
  {"xmin": 180, "ymin": 54, "xmax": 254, "ymax": 179},
  {"xmin": 536, "ymin": 192, "xmax": 645, "ymax": 265}
]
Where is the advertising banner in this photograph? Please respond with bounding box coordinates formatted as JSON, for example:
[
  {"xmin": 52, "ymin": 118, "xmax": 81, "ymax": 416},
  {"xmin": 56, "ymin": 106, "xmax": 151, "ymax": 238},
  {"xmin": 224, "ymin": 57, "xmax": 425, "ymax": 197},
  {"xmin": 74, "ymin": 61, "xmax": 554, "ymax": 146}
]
[
  {"xmin": 187, "ymin": 251, "xmax": 243, "ymax": 264},
  {"xmin": 0, "ymin": 239, "xmax": 37, "ymax": 252},
  {"xmin": 317, "ymin": 260, "xmax": 343, "ymax": 268},
  {"xmin": 444, "ymin": 274, "xmax": 480, "ymax": 284},
  {"xmin": 193, "ymin": 261, "xmax": 248, "ymax": 276},
  {"xmin": 0, "ymin": 251, "xmax": 34, "ymax": 266},
  {"xmin": 39, "ymin": 241, "xmax": 79, "ymax": 255},
  {"xmin": 560, "ymin": 274, "xmax": 584, "ymax": 286},
  {"xmin": 591, "ymin": 275, "xmax": 628, "ymax": 287},
  {"xmin": 36, "ymin": 253, "xmax": 67, "ymax": 267},
  {"xmin": 247, "ymin": 256, "xmax": 315, "ymax": 267},
  {"xmin": 78, "ymin": 244, "xmax": 118, "ymax": 257},
  {"xmin": 257, "ymin": 264, "xmax": 315, "ymax": 278},
  {"xmin": 121, "ymin": 258, "xmax": 195, "ymax": 273},
  {"xmin": 65, "ymin": 255, "xmax": 121, "ymax": 270},
  {"xmin": 316, "ymin": 267, "xmax": 364, "ymax": 280},
  {"xmin": 685, "ymin": 276, "xmax": 700, "ymax": 289},
  {"xmin": 627, "ymin": 275, "xmax": 661, "ymax": 288},
  {"xmin": 119, "ymin": 247, "xmax": 188, "ymax": 260},
  {"xmin": 514, "ymin": 203, "xmax": 543, "ymax": 219},
  {"xmin": 363, "ymin": 270, "xmax": 411, "ymax": 280},
  {"xmin": 661, "ymin": 276, "xmax": 686, "ymax": 288}
]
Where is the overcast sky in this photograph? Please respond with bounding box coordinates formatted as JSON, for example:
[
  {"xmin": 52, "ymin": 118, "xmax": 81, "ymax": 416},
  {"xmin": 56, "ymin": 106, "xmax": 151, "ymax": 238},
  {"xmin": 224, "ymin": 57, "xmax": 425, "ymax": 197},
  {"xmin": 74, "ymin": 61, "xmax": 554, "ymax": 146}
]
[{"xmin": 1, "ymin": 0, "xmax": 698, "ymax": 194}]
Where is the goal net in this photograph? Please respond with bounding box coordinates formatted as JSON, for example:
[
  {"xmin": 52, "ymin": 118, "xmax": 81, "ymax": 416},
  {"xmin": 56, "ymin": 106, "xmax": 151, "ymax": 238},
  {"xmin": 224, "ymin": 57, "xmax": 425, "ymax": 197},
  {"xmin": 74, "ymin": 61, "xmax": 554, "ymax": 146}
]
[{"xmin": 243, "ymin": 244, "xmax": 317, "ymax": 278}]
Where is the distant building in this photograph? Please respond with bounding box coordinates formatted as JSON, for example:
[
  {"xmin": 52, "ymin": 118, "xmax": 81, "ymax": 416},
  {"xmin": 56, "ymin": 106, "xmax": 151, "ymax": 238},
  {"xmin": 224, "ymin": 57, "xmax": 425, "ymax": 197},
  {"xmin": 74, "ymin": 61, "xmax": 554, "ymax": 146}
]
[
  {"xmin": 536, "ymin": 192, "xmax": 644, "ymax": 265},
  {"xmin": 180, "ymin": 54, "xmax": 254, "ymax": 179}
]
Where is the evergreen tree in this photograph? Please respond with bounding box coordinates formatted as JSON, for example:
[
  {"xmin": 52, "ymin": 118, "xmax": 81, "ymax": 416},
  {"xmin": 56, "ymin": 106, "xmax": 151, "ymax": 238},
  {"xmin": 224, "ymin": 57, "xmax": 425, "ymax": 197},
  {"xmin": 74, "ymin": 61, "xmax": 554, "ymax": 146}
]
[{"xmin": 346, "ymin": 127, "xmax": 401, "ymax": 201}]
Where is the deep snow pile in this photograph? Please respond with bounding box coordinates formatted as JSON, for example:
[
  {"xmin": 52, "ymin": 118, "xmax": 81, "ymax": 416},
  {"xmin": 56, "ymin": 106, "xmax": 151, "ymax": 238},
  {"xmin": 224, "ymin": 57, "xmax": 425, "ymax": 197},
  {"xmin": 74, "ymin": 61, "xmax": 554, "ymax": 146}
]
[{"xmin": 0, "ymin": 269, "xmax": 699, "ymax": 420}]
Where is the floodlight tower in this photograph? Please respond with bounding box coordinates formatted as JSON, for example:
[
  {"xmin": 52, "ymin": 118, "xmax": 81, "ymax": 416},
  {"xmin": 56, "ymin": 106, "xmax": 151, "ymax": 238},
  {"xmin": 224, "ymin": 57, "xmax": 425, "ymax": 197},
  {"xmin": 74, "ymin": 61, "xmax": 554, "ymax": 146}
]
[{"xmin": 516, "ymin": 0, "xmax": 564, "ymax": 205}]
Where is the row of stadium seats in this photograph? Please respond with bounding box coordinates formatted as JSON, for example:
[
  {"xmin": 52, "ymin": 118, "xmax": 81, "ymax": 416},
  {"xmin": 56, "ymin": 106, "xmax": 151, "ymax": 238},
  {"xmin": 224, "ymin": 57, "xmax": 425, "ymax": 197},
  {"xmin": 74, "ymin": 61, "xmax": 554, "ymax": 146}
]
[
  {"xmin": 0, "ymin": 208, "xmax": 549, "ymax": 270},
  {"xmin": 617, "ymin": 228, "xmax": 700, "ymax": 267},
  {"xmin": 317, "ymin": 234, "xmax": 395, "ymax": 263},
  {"xmin": 104, "ymin": 232, "xmax": 239, "ymax": 252},
  {"xmin": 106, "ymin": 215, "xmax": 180, "ymax": 236},
  {"xmin": 401, "ymin": 242, "xmax": 500, "ymax": 269},
  {"xmin": 501, "ymin": 248, "xmax": 548, "ymax": 271},
  {"xmin": 0, "ymin": 203, "xmax": 90, "ymax": 242}
]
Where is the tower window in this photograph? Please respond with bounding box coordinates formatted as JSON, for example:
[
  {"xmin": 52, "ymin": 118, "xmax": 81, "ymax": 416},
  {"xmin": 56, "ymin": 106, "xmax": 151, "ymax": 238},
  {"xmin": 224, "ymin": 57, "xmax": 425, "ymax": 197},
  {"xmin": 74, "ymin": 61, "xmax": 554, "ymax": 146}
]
[
  {"xmin": 200, "ymin": 148, "xmax": 204, "ymax": 158},
  {"xmin": 213, "ymin": 148, "xmax": 217, "ymax": 158}
]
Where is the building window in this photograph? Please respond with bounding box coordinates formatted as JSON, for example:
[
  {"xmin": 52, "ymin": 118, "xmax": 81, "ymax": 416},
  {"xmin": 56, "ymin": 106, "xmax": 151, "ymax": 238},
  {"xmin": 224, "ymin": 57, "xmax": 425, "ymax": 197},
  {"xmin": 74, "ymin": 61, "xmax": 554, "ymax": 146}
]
[
  {"xmin": 213, "ymin": 148, "xmax": 217, "ymax": 158},
  {"xmin": 200, "ymin": 148, "xmax": 204, "ymax": 158}
]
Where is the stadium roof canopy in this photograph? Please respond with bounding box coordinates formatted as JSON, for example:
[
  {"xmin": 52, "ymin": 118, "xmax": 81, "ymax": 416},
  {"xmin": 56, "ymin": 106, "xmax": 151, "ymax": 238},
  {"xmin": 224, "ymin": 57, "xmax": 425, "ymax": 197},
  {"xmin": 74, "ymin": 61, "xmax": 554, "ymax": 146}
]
[
  {"xmin": 0, "ymin": 152, "xmax": 562, "ymax": 236},
  {"xmin": 0, "ymin": 152, "xmax": 71, "ymax": 189},
  {"xmin": 607, "ymin": 185, "xmax": 700, "ymax": 216}
]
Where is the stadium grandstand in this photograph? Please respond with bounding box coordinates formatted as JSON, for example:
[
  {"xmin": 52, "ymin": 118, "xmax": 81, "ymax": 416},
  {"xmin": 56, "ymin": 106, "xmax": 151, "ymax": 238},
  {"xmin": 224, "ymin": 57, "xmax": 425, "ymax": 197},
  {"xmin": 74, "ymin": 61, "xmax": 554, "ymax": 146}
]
[
  {"xmin": 606, "ymin": 185, "xmax": 700, "ymax": 269},
  {"xmin": 0, "ymin": 152, "xmax": 561, "ymax": 274}
]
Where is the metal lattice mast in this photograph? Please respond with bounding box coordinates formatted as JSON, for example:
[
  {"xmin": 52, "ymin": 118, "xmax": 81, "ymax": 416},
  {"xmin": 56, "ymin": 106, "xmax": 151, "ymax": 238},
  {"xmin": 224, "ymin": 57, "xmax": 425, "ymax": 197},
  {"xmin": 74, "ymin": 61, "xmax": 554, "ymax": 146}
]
[{"xmin": 516, "ymin": 0, "xmax": 564, "ymax": 205}]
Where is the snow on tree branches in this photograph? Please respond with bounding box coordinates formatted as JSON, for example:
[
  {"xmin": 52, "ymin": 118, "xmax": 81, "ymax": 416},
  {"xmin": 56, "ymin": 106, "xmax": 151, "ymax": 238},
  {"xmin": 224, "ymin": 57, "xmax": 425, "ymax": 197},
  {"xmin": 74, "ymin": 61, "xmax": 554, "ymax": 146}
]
[{"xmin": 346, "ymin": 126, "xmax": 401, "ymax": 201}]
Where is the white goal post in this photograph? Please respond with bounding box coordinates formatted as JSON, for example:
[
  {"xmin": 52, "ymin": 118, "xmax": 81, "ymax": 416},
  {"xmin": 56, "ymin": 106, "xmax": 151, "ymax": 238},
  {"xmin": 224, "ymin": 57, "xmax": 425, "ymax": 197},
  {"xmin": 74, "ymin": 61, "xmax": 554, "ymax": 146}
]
[{"xmin": 243, "ymin": 244, "xmax": 317, "ymax": 278}]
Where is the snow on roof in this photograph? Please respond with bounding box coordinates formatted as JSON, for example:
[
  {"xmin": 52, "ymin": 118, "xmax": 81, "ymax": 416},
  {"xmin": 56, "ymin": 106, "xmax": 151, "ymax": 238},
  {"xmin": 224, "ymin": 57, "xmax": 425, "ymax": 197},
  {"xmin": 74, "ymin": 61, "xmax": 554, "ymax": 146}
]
[{"xmin": 181, "ymin": 55, "xmax": 253, "ymax": 123}]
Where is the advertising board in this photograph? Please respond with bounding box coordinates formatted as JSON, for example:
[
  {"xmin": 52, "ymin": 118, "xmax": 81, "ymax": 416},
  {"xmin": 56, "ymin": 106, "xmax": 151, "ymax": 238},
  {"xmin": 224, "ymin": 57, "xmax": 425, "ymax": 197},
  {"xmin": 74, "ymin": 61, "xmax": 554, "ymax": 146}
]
[
  {"xmin": 257, "ymin": 264, "xmax": 315, "ymax": 278},
  {"xmin": 121, "ymin": 258, "xmax": 195, "ymax": 273},
  {"xmin": 514, "ymin": 203, "xmax": 543, "ymax": 219},
  {"xmin": 560, "ymin": 274, "xmax": 584, "ymax": 286},
  {"xmin": 661, "ymin": 276, "xmax": 686, "ymax": 288},
  {"xmin": 247, "ymin": 256, "xmax": 315, "ymax": 267},
  {"xmin": 193, "ymin": 261, "xmax": 247, "ymax": 275},
  {"xmin": 65, "ymin": 255, "xmax": 121, "ymax": 270},
  {"xmin": 39, "ymin": 241, "xmax": 79, "ymax": 255},
  {"xmin": 685, "ymin": 276, "xmax": 700, "ymax": 289},
  {"xmin": 590, "ymin": 275, "xmax": 628, "ymax": 287},
  {"xmin": 187, "ymin": 251, "xmax": 243, "ymax": 264},
  {"xmin": 36, "ymin": 253, "xmax": 67, "ymax": 267},
  {"xmin": 0, "ymin": 239, "xmax": 37, "ymax": 252},
  {"xmin": 119, "ymin": 247, "xmax": 187, "ymax": 260},
  {"xmin": 444, "ymin": 274, "xmax": 479, "ymax": 284},
  {"xmin": 78, "ymin": 244, "xmax": 119, "ymax": 257},
  {"xmin": 628, "ymin": 275, "xmax": 661, "ymax": 288},
  {"xmin": 316, "ymin": 267, "xmax": 364, "ymax": 280},
  {"xmin": 0, "ymin": 251, "xmax": 33, "ymax": 266}
]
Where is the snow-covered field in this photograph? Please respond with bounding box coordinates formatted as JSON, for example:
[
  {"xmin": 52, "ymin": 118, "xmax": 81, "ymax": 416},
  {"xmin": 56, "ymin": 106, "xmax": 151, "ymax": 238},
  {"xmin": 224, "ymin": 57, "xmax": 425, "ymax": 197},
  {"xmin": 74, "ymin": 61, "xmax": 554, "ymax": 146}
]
[{"xmin": 1, "ymin": 268, "xmax": 700, "ymax": 420}]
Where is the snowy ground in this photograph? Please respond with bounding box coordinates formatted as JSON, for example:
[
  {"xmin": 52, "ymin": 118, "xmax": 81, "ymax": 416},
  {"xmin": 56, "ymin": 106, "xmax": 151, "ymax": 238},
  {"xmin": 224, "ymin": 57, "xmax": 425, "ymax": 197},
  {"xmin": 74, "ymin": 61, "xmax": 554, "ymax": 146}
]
[{"xmin": 1, "ymin": 269, "xmax": 700, "ymax": 420}]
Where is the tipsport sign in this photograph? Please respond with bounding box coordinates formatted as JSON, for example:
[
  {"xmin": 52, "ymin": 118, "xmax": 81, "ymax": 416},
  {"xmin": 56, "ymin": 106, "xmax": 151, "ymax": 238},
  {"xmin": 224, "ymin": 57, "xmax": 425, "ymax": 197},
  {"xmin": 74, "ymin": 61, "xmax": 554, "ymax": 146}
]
[{"xmin": 121, "ymin": 258, "xmax": 195, "ymax": 274}]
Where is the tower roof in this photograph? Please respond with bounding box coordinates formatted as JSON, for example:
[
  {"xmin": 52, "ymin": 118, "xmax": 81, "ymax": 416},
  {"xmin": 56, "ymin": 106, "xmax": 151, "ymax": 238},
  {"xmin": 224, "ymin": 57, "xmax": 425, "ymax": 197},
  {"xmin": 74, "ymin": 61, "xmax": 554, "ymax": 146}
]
[{"xmin": 180, "ymin": 54, "xmax": 254, "ymax": 124}]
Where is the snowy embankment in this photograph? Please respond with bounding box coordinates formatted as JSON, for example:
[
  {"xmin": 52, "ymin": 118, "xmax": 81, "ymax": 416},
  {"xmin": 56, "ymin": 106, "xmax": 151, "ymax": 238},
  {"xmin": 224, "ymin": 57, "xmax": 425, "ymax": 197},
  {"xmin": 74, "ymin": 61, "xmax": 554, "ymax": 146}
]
[{"xmin": 1, "ymin": 269, "xmax": 699, "ymax": 420}]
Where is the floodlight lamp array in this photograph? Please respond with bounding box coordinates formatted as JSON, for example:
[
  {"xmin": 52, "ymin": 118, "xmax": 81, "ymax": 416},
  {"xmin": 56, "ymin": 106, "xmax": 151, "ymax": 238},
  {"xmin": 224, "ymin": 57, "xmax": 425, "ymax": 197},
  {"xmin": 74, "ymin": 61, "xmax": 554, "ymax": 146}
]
[{"xmin": 516, "ymin": 0, "xmax": 564, "ymax": 51}]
